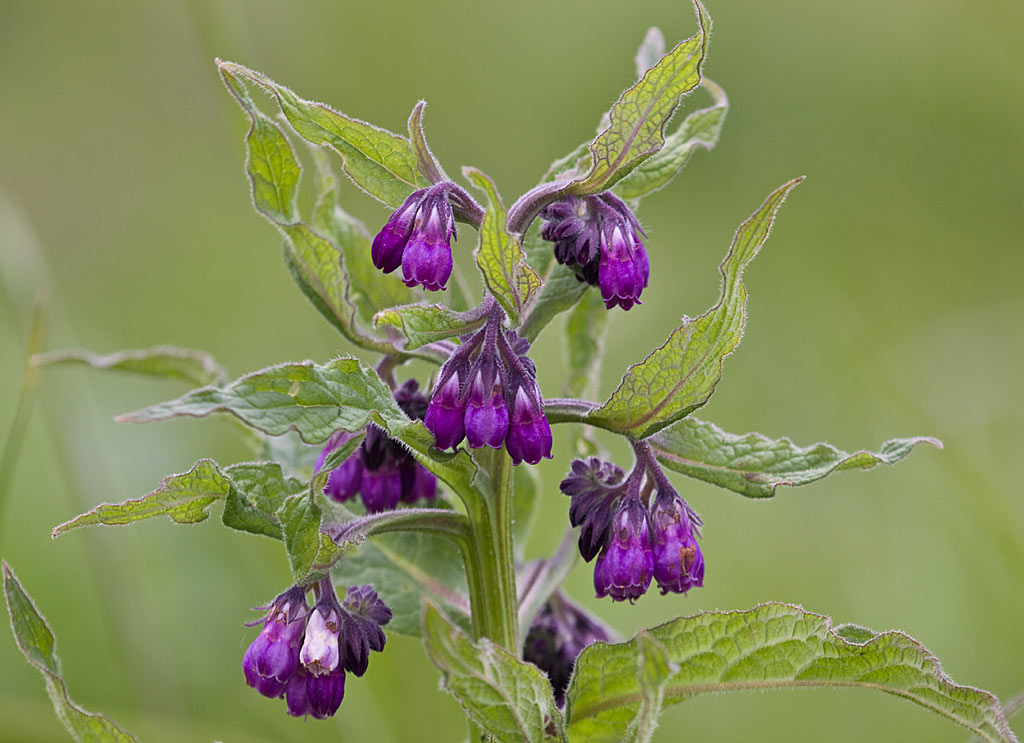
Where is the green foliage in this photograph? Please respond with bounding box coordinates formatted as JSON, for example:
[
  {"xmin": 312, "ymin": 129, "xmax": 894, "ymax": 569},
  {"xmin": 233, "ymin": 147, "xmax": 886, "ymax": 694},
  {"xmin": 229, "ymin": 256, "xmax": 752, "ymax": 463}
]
[
  {"xmin": 422, "ymin": 602, "xmax": 566, "ymax": 743},
  {"xmin": 407, "ymin": 100, "xmax": 449, "ymax": 185},
  {"xmin": 374, "ymin": 302, "xmax": 487, "ymax": 350},
  {"xmin": 4, "ymin": 562, "xmax": 138, "ymax": 742},
  {"xmin": 623, "ymin": 633, "xmax": 675, "ymax": 743},
  {"xmin": 33, "ymin": 346, "xmax": 227, "ymax": 387},
  {"xmin": 588, "ymin": 178, "xmax": 803, "ymax": 439},
  {"xmin": 650, "ymin": 417, "xmax": 942, "ymax": 497},
  {"xmin": 565, "ymin": 603, "xmax": 1018, "ymax": 743},
  {"xmin": 464, "ymin": 167, "xmax": 541, "ymax": 326}
]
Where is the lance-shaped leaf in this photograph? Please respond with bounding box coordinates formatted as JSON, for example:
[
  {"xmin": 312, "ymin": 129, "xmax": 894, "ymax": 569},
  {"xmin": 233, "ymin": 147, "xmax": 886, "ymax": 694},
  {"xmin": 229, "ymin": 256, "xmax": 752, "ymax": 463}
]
[
  {"xmin": 220, "ymin": 63, "xmax": 402, "ymax": 356},
  {"xmin": 464, "ymin": 167, "xmax": 541, "ymax": 325},
  {"xmin": 4, "ymin": 562, "xmax": 138, "ymax": 742},
  {"xmin": 623, "ymin": 632, "xmax": 675, "ymax": 743},
  {"xmin": 277, "ymin": 492, "xmax": 361, "ymax": 585},
  {"xmin": 408, "ymin": 100, "xmax": 448, "ymax": 185},
  {"xmin": 565, "ymin": 603, "xmax": 1018, "ymax": 743},
  {"xmin": 118, "ymin": 358, "xmax": 480, "ymax": 497},
  {"xmin": 51, "ymin": 459, "xmax": 304, "ymax": 540},
  {"xmin": 588, "ymin": 178, "xmax": 803, "ymax": 439},
  {"xmin": 650, "ymin": 417, "xmax": 942, "ymax": 498},
  {"xmin": 565, "ymin": 289, "xmax": 609, "ymax": 400},
  {"xmin": 634, "ymin": 27, "xmax": 667, "ymax": 78},
  {"xmin": 423, "ymin": 602, "xmax": 566, "ymax": 743},
  {"xmin": 374, "ymin": 302, "xmax": 487, "ymax": 350},
  {"xmin": 33, "ymin": 346, "xmax": 227, "ymax": 387},
  {"xmin": 218, "ymin": 60, "xmax": 428, "ymax": 208},
  {"xmin": 613, "ymin": 78, "xmax": 728, "ymax": 200}
]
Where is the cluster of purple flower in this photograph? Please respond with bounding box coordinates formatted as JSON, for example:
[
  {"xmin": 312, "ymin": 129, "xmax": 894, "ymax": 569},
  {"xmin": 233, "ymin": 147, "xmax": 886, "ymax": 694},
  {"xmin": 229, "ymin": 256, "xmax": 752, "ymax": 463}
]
[
  {"xmin": 560, "ymin": 457, "xmax": 704, "ymax": 602},
  {"xmin": 316, "ymin": 379, "xmax": 437, "ymax": 512},
  {"xmin": 242, "ymin": 583, "xmax": 391, "ymax": 719},
  {"xmin": 539, "ymin": 192, "xmax": 650, "ymax": 311},
  {"xmin": 371, "ymin": 183, "xmax": 457, "ymax": 292},
  {"xmin": 522, "ymin": 596, "xmax": 610, "ymax": 705},
  {"xmin": 424, "ymin": 314, "xmax": 552, "ymax": 465}
]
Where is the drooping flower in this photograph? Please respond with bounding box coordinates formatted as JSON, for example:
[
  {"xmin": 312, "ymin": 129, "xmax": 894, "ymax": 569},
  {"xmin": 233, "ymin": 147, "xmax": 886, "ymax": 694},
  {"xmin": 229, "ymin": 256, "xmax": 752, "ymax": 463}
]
[
  {"xmin": 371, "ymin": 184, "xmax": 457, "ymax": 291},
  {"xmin": 300, "ymin": 594, "xmax": 342, "ymax": 676},
  {"xmin": 317, "ymin": 379, "xmax": 437, "ymax": 512},
  {"xmin": 593, "ymin": 497, "xmax": 654, "ymax": 602},
  {"xmin": 539, "ymin": 192, "xmax": 649, "ymax": 310},
  {"xmin": 560, "ymin": 457, "xmax": 628, "ymax": 562},
  {"xmin": 242, "ymin": 587, "xmax": 308, "ymax": 698},
  {"xmin": 424, "ymin": 309, "xmax": 552, "ymax": 464},
  {"xmin": 650, "ymin": 487, "xmax": 705, "ymax": 595},
  {"xmin": 523, "ymin": 596, "xmax": 611, "ymax": 705},
  {"xmin": 337, "ymin": 584, "xmax": 392, "ymax": 677}
]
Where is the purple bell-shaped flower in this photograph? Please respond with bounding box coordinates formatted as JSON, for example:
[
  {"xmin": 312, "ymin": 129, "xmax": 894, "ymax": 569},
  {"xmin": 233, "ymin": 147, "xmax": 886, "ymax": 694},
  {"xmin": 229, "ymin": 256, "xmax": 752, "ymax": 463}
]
[
  {"xmin": 371, "ymin": 184, "xmax": 457, "ymax": 291},
  {"xmin": 650, "ymin": 489, "xmax": 705, "ymax": 595},
  {"xmin": 593, "ymin": 497, "xmax": 654, "ymax": 602},
  {"xmin": 242, "ymin": 587, "xmax": 308, "ymax": 698}
]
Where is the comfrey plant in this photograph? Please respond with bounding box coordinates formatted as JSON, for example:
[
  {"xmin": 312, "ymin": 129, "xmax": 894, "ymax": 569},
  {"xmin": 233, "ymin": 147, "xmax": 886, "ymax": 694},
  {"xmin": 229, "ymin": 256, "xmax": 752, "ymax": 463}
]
[{"xmin": 5, "ymin": 4, "xmax": 1020, "ymax": 742}]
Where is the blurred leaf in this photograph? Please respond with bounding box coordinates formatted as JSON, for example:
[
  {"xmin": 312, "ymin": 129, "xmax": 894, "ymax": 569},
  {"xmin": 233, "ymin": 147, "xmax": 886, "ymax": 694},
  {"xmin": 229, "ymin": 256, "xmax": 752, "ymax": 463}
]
[
  {"xmin": 613, "ymin": 78, "xmax": 728, "ymax": 200},
  {"xmin": 519, "ymin": 265, "xmax": 589, "ymax": 343},
  {"xmin": 374, "ymin": 302, "xmax": 487, "ymax": 350},
  {"xmin": 622, "ymin": 632, "xmax": 675, "ymax": 743},
  {"xmin": 218, "ymin": 61, "xmax": 428, "ymax": 208},
  {"xmin": 308, "ymin": 147, "xmax": 417, "ymax": 328},
  {"xmin": 34, "ymin": 346, "xmax": 227, "ymax": 387},
  {"xmin": 512, "ymin": 463, "xmax": 541, "ymax": 560},
  {"xmin": 565, "ymin": 290, "xmax": 608, "ymax": 399},
  {"xmin": 634, "ymin": 27, "xmax": 666, "ymax": 78},
  {"xmin": 332, "ymin": 531, "xmax": 469, "ymax": 637},
  {"xmin": 589, "ymin": 178, "xmax": 803, "ymax": 439},
  {"xmin": 51, "ymin": 459, "xmax": 302, "ymax": 540},
  {"xmin": 566, "ymin": 603, "xmax": 1018, "ymax": 743},
  {"xmin": 464, "ymin": 167, "xmax": 541, "ymax": 326},
  {"xmin": 422, "ymin": 602, "xmax": 566, "ymax": 743},
  {"xmin": 3, "ymin": 562, "xmax": 138, "ymax": 742},
  {"xmin": 408, "ymin": 100, "xmax": 448, "ymax": 184},
  {"xmin": 649, "ymin": 417, "xmax": 942, "ymax": 498},
  {"xmin": 118, "ymin": 358, "xmax": 480, "ymax": 497},
  {"xmin": 567, "ymin": 1, "xmax": 709, "ymax": 196}
]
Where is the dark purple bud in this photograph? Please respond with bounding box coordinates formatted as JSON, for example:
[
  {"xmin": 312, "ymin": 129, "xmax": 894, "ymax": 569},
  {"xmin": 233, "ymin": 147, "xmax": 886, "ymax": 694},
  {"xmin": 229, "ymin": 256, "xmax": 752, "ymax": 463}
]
[
  {"xmin": 401, "ymin": 191, "xmax": 455, "ymax": 291},
  {"xmin": 594, "ymin": 498, "xmax": 653, "ymax": 602},
  {"xmin": 242, "ymin": 587, "xmax": 308, "ymax": 698},
  {"xmin": 523, "ymin": 598, "xmax": 611, "ymax": 706},
  {"xmin": 371, "ymin": 190, "xmax": 424, "ymax": 273},
  {"xmin": 393, "ymin": 378, "xmax": 429, "ymax": 420},
  {"xmin": 306, "ymin": 667, "xmax": 346, "ymax": 719},
  {"xmin": 598, "ymin": 222, "xmax": 646, "ymax": 311},
  {"xmin": 324, "ymin": 453, "xmax": 362, "ymax": 503},
  {"xmin": 650, "ymin": 490, "xmax": 705, "ymax": 594},
  {"xmin": 338, "ymin": 585, "xmax": 392, "ymax": 677},
  {"xmin": 400, "ymin": 460, "xmax": 437, "ymax": 504},
  {"xmin": 464, "ymin": 361, "xmax": 509, "ymax": 449},
  {"xmin": 425, "ymin": 370, "xmax": 466, "ymax": 450},
  {"xmin": 285, "ymin": 668, "xmax": 312, "ymax": 717},
  {"xmin": 359, "ymin": 458, "xmax": 403, "ymax": 513},
  {"xmin": 560, "ymin": 458, "xmax": 627, "ymax": 562},
  {"xmin": 505, "ymin": 386, "xmax": 553, "ymax": 466}
]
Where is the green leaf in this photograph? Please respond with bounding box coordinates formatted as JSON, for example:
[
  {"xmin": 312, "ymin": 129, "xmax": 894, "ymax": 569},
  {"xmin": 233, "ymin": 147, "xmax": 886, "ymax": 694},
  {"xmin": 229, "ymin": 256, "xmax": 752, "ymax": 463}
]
[
  {"xmin": 512, "ymin": 463, "xmax": 541, "ymax": 559},
  {"xmin": 33, "ymin": 346, "xmax": 227, "ymax": 387},
  {"xmin": 519, "ymin": 264, "xmax": 589, "ymax": 343},
  {"xmin": 4, "ymin": 561, "xmax": 138, "ymax": 742},
  {"xmin": 566, "ymin": 1, "xmax": 709, "ymax": 196},
  {"xmin": 374, "ymin": 302, "xmax": 487, "ymax": 350},
  {"xmin": 634, "ymin": 28, "xmax": 666, "ymax": 79},
  {"xmin": 613, "ymin": 78, "xmax": 728, "ymax": 200},
  {"xmin": 464, "ymin": 167, "xmax": 541, "ymax": 326},
  {"xmin": 623, "ymin": 632, "xmax": 675, "ymax": 743},
  {"xmin": 588, "ymin": 178, "xmax": 803, "ymax": 439},
  {"xmin": 565, "ymin": 289, "xmax": 609, "ymax": 399},
  {"xmin": 277, "ymin": 493, "xmax": 337, "ymax": 584},
  {"xmin": 51, "ymin": 459, "xmax": 303, "ymax": 540},
  {"xmin": 118, "ymin": 358, "xmax": 480, "ymax": 497},
  {"xmin": 408, "ymin": 100, "xmax": 448, "ymax": 184},
  {"xmin": 565, "ymin": 603, "xmax": 1018, "ymax": 743},
  {"xmin": 422, "ymin": 602, "xmax": 566, "ymax": 743},
  {"xmin": 649, "ymin": 417, "xmax": 942, "ymax": 498},
  {"xmin": 331, "ymin": 531, "xmax": 470, "ymax": 637},
  {"xmin": 218, "ymin": 61, "xmax": 429, "ymax": 208}
]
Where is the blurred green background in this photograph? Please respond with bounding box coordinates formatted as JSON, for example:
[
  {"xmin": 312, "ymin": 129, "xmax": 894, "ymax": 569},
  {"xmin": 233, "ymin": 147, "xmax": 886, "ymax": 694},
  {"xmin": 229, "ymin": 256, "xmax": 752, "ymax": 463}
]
[{"xmin": 1, "ymin": 0, "xmax": 1022, "ymax": 741}]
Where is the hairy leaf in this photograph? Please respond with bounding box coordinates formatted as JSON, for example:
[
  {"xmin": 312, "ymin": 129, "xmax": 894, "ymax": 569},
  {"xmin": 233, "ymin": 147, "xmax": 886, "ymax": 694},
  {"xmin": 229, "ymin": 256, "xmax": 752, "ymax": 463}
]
[
  {"xmin": 650, "ymin": 417, "xmax": 942, "ymax": 498},
  {"xmin": 218, "ymin": 61, "xmax": 428, "ymax": 208},
  {"xmin": 567, "ymin": 1, "xmax": 709, "ymax": 196},
  {"xmin": 623, "ymin": 632, "xmax": 675, "ymax": 743},
  {"xmin": 589, "ymin": 178, "xmax": 803, "ymax": 439},
  {"xmin": 33, "ymin": 346, "xmax": 227, "ymax": 387},
  {"xmin": 374, "ymin": 302, "xmax": 487, "ymax": 350},
  {"xmin": 4, "ymin": 562, "xmax": 138, "ymax": 742},
  {"xmin": 118, "ymin": 358, "xmax": 479, "ymax": 497},
  {"xmin": 565, "ymin": 603, "xmax": 1018, "ymax": 743},
  {"xmin": 423, "ymin": 602, "xmax": 566, "ymax": 743},
  {"xmin": 464, "ymin": 167, "xmax": 541, "ymax": 325},
  {"xmin": 613, "ymin": 78, "xmax": 728, "ymax": 200},
  {"xmin": 51, "ymin": 459, "xmax": 303, "ymax": 540},
  {"xmin": 277, "ymin": 492, "xmax": 356, "ymax": 585},
  {"xmin": 408, "ymin": 100, "xmax": 448, "ymax": 184}
]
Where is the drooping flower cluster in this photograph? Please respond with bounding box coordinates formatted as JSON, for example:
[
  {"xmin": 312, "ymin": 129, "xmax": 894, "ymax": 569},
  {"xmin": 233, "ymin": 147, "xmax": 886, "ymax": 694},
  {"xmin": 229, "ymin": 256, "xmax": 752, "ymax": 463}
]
[
  {"xmin": 560, "ymin": 456, "xmax": 704, "ymax": 602},
  {"xmin": 425, "ymin": 311, "xmax": 553, "ymax": 465},
  {"xmin": 371, "ymin": 183, "xmax": 457, "ymax": 291},
  {"xmin": 539, "ymin": 192, "xmax": 649, "ymax": 310},
  {"xmin": 242, "ymin": 582, "xmax": 391, "ymax": 719},
  {"xmin": 316, "ymin": 379, "xmax": 437, "ymax": 512},
  {"xmin": 523, "ymin": 596, "xmax": 611, "ymax": 705}
]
